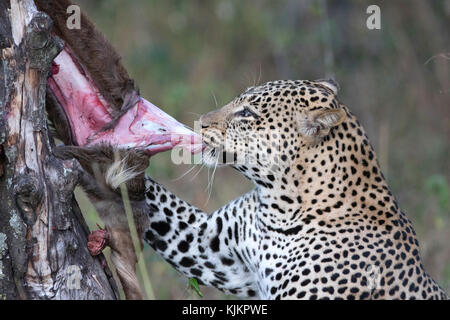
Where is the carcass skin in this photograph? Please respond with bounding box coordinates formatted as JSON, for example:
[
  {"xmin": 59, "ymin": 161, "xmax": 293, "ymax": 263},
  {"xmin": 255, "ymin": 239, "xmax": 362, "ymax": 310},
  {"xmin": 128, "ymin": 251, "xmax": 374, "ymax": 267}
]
[{"xmin": 48, "ymin": 47, "xmax": 203, "ymax": 155}]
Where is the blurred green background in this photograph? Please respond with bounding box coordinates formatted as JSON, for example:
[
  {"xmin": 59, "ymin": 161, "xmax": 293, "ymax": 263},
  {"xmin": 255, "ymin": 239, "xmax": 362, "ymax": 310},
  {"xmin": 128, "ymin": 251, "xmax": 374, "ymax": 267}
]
[{"xmin": 74, "ymin": 0, "xmax": 449, "ymax": 299}]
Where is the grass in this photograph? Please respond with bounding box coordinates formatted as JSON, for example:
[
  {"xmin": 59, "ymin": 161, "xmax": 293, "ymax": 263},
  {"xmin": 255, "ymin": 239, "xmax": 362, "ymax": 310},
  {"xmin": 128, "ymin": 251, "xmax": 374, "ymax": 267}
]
[{"xmin": 115, "ymin": 150, "xmax": 156, "ymax": 300}]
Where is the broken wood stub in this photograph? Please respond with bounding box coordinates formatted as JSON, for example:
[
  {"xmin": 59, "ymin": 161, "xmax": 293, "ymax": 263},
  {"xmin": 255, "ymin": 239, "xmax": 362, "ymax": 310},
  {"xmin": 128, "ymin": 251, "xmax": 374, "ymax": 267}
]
[{"xmin": 0, "ymin": 0, "xmax": 118, "ymax": 299}]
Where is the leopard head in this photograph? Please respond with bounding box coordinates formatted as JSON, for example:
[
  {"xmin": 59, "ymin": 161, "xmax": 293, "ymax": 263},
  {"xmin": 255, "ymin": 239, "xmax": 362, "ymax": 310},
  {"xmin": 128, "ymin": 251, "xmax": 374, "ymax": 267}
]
[{"xmin": 199, "ymin": 79, "xmax": 346, "ymax": 186}]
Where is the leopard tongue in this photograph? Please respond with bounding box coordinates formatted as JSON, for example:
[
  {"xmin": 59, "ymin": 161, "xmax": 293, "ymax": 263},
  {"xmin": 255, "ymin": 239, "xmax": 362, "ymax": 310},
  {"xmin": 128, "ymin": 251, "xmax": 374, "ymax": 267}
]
[{"xmin": 48, "ymin": 47, "xmax": 204, "ymax": 155}]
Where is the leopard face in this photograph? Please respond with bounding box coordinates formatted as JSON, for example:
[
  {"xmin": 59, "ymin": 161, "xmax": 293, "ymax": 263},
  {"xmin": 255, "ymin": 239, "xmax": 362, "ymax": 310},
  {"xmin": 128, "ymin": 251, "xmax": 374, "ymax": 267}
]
[{"xmin": 199, "ymin": 79, "xmax": 346, "ymax": 186}]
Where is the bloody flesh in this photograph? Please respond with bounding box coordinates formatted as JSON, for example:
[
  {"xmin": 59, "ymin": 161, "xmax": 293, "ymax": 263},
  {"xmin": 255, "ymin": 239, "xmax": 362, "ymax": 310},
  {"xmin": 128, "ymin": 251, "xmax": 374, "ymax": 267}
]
[{"xmin": 48, "ymin": 47, "xmax": 204, "ymax": 155}]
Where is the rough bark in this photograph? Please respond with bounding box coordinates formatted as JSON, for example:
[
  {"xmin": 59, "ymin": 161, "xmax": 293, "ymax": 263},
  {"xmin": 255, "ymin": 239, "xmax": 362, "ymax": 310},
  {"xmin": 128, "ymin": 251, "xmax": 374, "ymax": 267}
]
[{"xmin": 0, "ymin": 0, "xmax": 118, "ymax": 299}]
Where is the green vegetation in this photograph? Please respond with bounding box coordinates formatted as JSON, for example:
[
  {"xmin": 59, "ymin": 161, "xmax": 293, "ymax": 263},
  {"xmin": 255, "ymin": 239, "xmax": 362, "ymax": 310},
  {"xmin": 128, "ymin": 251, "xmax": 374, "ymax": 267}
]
[{"xmin": 189, "ymin": 278, "xmax": 203, "ymax": 298}]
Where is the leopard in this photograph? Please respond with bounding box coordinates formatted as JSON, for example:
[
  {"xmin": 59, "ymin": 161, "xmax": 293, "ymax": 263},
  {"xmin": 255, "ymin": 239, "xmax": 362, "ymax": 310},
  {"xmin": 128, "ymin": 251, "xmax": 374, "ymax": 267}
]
[
  {"xmin": 58, "ymin": 79, "xmax": 448, "ymax": 300},
  {"xmin": 142, "ymin": 79, "xmax": 448, "ymax": 299}
]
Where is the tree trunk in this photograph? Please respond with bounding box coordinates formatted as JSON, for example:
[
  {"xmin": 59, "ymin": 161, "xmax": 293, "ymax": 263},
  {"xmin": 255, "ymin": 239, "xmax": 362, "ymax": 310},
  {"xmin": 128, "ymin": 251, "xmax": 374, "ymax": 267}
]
[{"xmin": 0, "ymin": 0, "xmax": 118, "ymax": 299}]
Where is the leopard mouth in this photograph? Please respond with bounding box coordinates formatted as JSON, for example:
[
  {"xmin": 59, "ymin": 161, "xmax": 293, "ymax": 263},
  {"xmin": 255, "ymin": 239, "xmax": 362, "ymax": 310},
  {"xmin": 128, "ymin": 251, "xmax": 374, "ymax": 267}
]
[
  {"xmin": 201, "ymin": 144, "xmax": 220, "ymax": 167},
  {"xmin": 201, "ymin": 143, "xmax": 239, "ymax": 168}
]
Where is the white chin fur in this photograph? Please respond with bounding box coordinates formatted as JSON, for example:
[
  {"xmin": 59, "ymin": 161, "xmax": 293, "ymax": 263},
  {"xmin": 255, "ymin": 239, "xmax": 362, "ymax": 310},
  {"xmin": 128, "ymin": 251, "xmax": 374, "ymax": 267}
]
[{"xmin": 105, "ymin": 157, "xmax": 140, "ymax": 189}]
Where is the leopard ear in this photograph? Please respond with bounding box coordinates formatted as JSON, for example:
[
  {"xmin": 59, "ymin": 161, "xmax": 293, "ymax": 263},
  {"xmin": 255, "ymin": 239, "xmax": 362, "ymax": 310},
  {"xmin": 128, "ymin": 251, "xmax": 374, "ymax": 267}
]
[
  {"xmin": 315, "ymin": 78, "xmax": 339, "ymax": 95},
  {"xmin": 299, "ymin": 108, "xmax": 346, "ymax": 139}
]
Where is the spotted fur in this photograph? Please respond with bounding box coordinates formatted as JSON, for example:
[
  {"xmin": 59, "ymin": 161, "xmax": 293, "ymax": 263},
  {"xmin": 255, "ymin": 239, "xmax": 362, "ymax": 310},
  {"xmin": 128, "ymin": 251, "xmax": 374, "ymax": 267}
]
[{"xmin": 143, "ymin": 80, "xmax": 448, "ymax": 300}]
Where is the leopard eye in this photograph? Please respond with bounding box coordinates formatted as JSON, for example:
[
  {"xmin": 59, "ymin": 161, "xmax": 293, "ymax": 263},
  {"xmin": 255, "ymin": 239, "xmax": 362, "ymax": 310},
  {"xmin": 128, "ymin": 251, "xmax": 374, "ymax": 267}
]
[{"xmin": 235, "ymin": 108, "xmax": 257, "ymax": 118}]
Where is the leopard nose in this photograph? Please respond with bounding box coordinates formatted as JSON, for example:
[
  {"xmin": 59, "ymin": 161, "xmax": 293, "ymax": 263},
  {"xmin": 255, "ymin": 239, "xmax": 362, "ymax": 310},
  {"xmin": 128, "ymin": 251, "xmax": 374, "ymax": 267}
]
[{"xmin": 199, "ymin": 110, "xmax": 217, "ymax": 128}]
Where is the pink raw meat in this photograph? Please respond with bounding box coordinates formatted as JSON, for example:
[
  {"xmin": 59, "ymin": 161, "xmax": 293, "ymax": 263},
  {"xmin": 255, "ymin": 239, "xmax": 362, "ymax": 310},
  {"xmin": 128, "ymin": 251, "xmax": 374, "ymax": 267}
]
[{"xmin": 48, "ymin": 47, "xmax": 204, "ymax": 155}]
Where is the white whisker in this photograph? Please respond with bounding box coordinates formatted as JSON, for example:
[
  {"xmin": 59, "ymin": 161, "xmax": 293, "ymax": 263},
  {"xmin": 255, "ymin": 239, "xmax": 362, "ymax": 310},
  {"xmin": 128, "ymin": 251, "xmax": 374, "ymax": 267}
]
[
  {"xmin": 172, "ymin": 164, "xmax": 199, "ymax": 181},
  {"xmin": 181, "ymin": 123, "xmax": 195, "ymax": 131},
  {"xmin": 190, "ymin": 162, "xmax": 206, "ymax": 181},
  {"xmin": 187, "ymin": 111, "xmax": 202, "ymax": 117},
  {"xmin": 211, "ymin": 91, "xmax": 219, "ymax": 108},
  {"xmin": 205, "ymin": 165, "xmax": 211, "ymax": 192},
  {"xmin": 204, "ymin": 150, "xmax": 220, "ymax": 205},
  {"xmin": 257, "ymin": 63, "xmax": 262, "ymax": 86}
]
